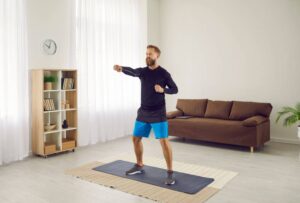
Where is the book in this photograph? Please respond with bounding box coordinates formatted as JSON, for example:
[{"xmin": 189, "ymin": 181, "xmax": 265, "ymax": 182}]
[
  {"xmin": 67, "ymin": 78, "xmax": 70, "ymax": 89},
  {"xmin": 50, "ymin": 99, "xmax": 55, "ymax": 110},
  {"xmin": 63, "ymin": 78, "xmax": 66, "ymax": 90},
  {"xmin": 47, "ymin": 99, "xmax": 51, "ymax": 110},
  {"xmin": 44, "ymin": 99, "xmax": 49, "ymax": 111},
  {"xmin": 61, "ymin": 77, "xmax": 75, "ymax": 89},
  {"xmin": 43, "ymin": 99, "xmax": 46, "ymax": 111},
  {"xmin": 43, "ymin": 98, "xmax": 56, "ymax": 111},
  {"xmin": 72, "ymin": 78, "xmax": 75, "ymax": 88}
]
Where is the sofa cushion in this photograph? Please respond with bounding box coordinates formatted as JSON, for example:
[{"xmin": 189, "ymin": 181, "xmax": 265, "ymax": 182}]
[
  {"xmin": 168, "ymin": 117, "xmax": 258, "ymax": 146},
  {"xmin": 229, "ymin": 101, "xmax": 273, "ymax": 120},
  {"xmin": 242, "ymin": 115, "xmax": 268, "ymax": 127},
  {"xmin": 204, "ymin": 100, "xmax": 233, "ymax": 119},
  {"xmin": 176, "ymin": 99, "xmax": 208, "ymax": 117},
  {"xmin": 169, "ymin": 117, "xmax": 243, "ymax": 129},
  {"xmin": 167, "ymin": 110, "xmax": 184, "ymax": 119}
]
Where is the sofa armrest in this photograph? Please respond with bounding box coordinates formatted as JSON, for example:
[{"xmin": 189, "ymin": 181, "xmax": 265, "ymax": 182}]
[
  {"xmin": 167, "ymin": 110, "xmax": 184, "ymax": 119},
  {"xmin": 242, "ymin": 115, "xmax": 268, "ymax": 127}
]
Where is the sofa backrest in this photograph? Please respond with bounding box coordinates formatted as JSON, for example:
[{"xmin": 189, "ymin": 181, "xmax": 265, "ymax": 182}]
[
  {"xmin": 176, "ymin": 99, "xmax": 208, "ymax": 117},
  {"xmin": 204, "ymin": 100, "xmax": 233, "ymax": 119},
  {"xmin": 229, "ymin": 101, "xmax": 273, "ymax": 120},
  {"xmin": 175, "ymin": 99, "xmax": 273, "ymax": 120}
]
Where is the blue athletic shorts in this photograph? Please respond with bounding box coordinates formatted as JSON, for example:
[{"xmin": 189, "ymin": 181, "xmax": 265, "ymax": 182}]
[{"xmin": 133, "ymin": 120, "xmax": 168, "ymax": 139}]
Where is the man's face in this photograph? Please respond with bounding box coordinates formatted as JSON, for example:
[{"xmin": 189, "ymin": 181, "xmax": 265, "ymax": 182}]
[{"xmin": 146, "ymin": 48, "xmax": 159, "ymax": 66}]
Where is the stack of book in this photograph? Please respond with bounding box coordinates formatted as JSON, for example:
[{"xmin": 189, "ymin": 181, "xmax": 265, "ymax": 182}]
[
  {"xmin": 61, "ymin": 78, "xmax": 75, "ymax": 90},
  {"xmin": 43, "ymin": 99, "xmax": 56, "ymax": 111}
]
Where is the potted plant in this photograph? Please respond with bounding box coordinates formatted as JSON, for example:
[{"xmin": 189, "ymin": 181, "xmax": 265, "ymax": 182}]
[
  {"xmin": 276, "ymin": 103, "xmax": 300, "ymax": 138},
  {"xmin": 44, "ymin": 75, "xmax": 57, "ymax": 90}
]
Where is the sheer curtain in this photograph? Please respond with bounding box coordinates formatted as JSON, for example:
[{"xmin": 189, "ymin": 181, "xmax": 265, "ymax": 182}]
[
  {"xmin": 76, "ymin": 0, "xmax": 147, "ymax": 145},
  {"xmin": 0, "ymin": 0, "xmax": 29, "ymax": 165}
]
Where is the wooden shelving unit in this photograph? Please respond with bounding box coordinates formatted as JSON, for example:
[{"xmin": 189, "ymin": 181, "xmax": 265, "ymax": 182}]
[{"xmin": 31, "ymin": 69, "xmax": 78, "ymax": 158}]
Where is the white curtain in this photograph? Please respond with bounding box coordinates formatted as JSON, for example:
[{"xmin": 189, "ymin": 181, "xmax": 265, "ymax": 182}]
[
  {"xmin": 0, "ymin": 0, "xmax": 29, "ymax": 165},
  {"xmin": 76, "ymin": 0, "xmax": 147, "ymax": 145}
]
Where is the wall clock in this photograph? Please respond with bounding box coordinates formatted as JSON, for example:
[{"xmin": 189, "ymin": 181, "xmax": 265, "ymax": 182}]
[{"xmin": 43, "ymin": 39, "xmax": 57, "ymax": 55}]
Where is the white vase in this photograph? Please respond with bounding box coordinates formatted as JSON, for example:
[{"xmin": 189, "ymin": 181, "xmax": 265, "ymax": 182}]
[{"xmin": 298, "ymin": 126, "xmax": 300, "ymax": 139}]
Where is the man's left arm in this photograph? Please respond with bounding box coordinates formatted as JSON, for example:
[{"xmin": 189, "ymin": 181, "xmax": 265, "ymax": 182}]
[{"xmin": 163, "ymin": 72, "xmax": 178, "ymax": 94}]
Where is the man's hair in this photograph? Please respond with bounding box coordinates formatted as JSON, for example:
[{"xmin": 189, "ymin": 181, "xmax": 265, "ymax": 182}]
[{"xmin": 147, "ymin": 45, "xmax": 161, "ymax": 56}]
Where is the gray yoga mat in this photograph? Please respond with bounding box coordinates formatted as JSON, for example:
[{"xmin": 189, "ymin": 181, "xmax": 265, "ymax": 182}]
[{"xmin": 92, "ymin": 160, "xmax": 214, "ymax": 194}]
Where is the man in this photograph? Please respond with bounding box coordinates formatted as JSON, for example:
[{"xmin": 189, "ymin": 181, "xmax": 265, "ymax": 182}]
[{"xmin": 113, "ymin": 45, "xmax": 178, "ymax": 185}]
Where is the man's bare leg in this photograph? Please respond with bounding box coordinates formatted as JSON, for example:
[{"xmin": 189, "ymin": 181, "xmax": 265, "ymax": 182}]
[
  {"xmin": 160, "ymin": 138, "xmax": 175, "ymax": 185},
  {"xmin": 132, "ymin": 136, "xmax": 144, "ymax": 166},
  {"xmin": 159, "ymin": 138, "xmax": 173, "ymax": 171},
  {"xmin": 125, "ymin": 136, "xmax": 145, "ymax": 175}
]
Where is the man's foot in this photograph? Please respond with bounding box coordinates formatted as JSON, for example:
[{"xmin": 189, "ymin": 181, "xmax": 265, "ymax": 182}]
[
  {"xmin": 165, "ymin": 170, "xmax": 176, "ymax": 185},
  {"xmin": 125, "ymin": 164, "xmax": 144, "ymax": 175}
]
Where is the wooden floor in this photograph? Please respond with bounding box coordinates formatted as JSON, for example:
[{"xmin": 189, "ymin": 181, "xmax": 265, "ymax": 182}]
[{"xmin": 0, "ymin": 136, "xmax": 300, "ymax": 203}]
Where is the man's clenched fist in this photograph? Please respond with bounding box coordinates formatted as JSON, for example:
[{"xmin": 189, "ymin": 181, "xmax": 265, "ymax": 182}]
[
  {"xmin": 154, "ymin": 84, "xmax": 164, "ymax": 93},
  {"xmin": 113, "ymin": 65, "xmax": 122, "ymax": 72}
]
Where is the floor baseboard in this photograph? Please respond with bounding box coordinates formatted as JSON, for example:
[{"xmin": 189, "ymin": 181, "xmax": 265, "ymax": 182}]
[{"xmin": 271, "ymin": 137, "xmax": 300, "ymax": 145}]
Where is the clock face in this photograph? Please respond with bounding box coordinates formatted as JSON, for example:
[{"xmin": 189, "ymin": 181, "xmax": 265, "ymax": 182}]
[{"xmin": 43, "ymin": 39, "xmax": 57, "ymax": 55}]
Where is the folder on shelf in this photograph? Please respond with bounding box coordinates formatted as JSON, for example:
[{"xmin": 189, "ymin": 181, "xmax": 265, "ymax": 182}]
[
  {"xmin": 43, "ymin": 98, "xmax": 56, "ymax": 111},
  {"xmin": 62, "ymin": 77, "xmax": 75, "ymax": 90}
]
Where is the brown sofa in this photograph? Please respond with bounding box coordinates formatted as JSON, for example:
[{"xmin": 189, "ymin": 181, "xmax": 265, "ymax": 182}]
[{"xmin": 167, "ymin": 99, "xmax": 273, "ymax": 152}]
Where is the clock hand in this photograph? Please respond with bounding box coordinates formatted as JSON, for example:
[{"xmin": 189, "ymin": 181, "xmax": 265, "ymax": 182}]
[{"xmin": 45, "ymin": 42, "xmax": 50, "ymax": 49}]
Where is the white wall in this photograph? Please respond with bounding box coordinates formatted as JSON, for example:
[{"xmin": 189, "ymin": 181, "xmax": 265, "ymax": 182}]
[
  {"xmin": 147, "ymin": 0, "xmax": 160, "ymax": 45},
  {"xmin": 157, "ymin": 0, "xmax": 300, "ymax": 143},
  {"xmin": 27, "ymin": 0, "xmax": 300, "ymax": 143},
  {"xmin": 27, "ymin": 0, "xmax": 75, "ymax": 69},
  {"xmin": 27, "ymin": 0, "xmax": 156, "ymax": 69}
]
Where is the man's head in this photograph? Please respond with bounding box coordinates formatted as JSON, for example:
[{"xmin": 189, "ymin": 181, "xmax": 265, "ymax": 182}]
[{"xmin": 146, "ymin": 45, "xmax": 161, "ymax": 67}]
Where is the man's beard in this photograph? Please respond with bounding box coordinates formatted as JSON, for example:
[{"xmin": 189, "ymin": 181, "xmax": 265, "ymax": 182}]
[{"xmin": 146, "ymin": 57, "xmax": 156, "ymax": 66}]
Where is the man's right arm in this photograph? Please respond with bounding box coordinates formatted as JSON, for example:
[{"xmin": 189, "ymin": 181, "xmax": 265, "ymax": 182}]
[
  {"xmin": 114, "ymin": 65, "xmax": 143, "ymax": 77},
  {"xmin": 121, "ymin": 66, "xmax": 143, "ymax": 77}
]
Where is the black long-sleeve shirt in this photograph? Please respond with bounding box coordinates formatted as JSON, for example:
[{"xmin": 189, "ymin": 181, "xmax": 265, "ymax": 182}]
[{"xmin": 122, "ymin": 66, "xmax": 178, "ymax": 111}]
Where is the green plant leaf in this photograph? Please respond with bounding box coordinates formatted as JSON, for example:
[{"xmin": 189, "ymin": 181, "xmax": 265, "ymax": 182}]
[
  {"xmin": 295, "ymin": 102, "xmax": 300, "ymax": 111},
  {"xmin": 281, "ymin": 106, "xmax": 298, "ymax": 114},
  {"xmin": 283, "ymin": 114, "xmax": 299, "ymax": 127},
  {"xmin": 44, "ymin": 75, "xmax": 57, "ymax": 83},
  {"xmin": 276, "ymin": 104, "xmax": 300, "ymax": 126},
  {"xmin": 276, "ymin": 111, "xmax": 292, "ymax": 123}
]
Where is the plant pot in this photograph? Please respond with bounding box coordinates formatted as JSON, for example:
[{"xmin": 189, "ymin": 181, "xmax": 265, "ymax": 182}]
[
  {"xmin": 298, "ymin": 126, "xmax": 300, "ymax": 139},
  {"xmin": 44, "ymin": 82, "xmax": 52, "ymax": 90}
]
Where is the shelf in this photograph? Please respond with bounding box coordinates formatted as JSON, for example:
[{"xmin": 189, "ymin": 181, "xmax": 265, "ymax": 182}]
[
  {"xmin": 44, "ymin": 148, "xmax": 75, "ymax": 156},
  {"xmin": 44, "ymin": 108, "xmax": 77, "ymax": 113},
  {"xmin": 44, "ymin": 129, "xmax": 61, "ymax": 135},
  {"xmin": 31, "ymin": 69, "xmax": 77, "ymax": 157},
  {"xmin": 44, "ymin": 89, "xmax": 60, "ymax": 92},
  {"xmin": 44, "ymin": 89, "xmax": 76, "ymax": 92},
  {"xmin": 61, "ymin": 89, "xmax": 77, "ymax": 92},
  {"xmin": 64, "ymin": 108, "xmax": 77, "ymax": 111},
  {"xmin": 44, "ymin": 127, "xmax": 77, "ymax": 135},
  {"xmin": 62, "ymin": 127, "xmax": 77, "ymax": 131},
  {"xmin": 44, "ymin": 110, "xmax": 61, "ymax": 113}
]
